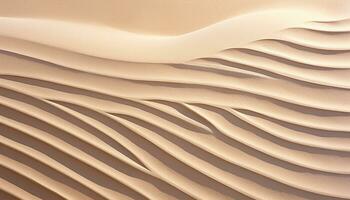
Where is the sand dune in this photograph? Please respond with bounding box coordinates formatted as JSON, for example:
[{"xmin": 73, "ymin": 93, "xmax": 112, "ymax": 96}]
[{"xmin": 1, "ymin": 1, "xmax": 350, "ymax": 200}]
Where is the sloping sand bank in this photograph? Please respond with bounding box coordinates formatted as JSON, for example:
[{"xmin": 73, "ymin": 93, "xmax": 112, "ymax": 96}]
[{"xmin": 1, "ymin": 1, "xmax": 350, "ymax": 200}]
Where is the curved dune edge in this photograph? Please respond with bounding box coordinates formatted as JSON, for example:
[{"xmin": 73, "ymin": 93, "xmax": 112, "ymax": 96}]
[
  {"xmin": 1, "ymin": 6, "xmax": 350, "ymax": 63},
  {"xmin": 1, "ymin": 3, "xmax": 350, "ymax": 200}
]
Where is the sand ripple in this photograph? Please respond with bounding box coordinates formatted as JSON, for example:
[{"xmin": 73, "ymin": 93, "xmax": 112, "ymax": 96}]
[{"xmin": 1, "ymin": 3, "xmax": 350, "ymax": 200}]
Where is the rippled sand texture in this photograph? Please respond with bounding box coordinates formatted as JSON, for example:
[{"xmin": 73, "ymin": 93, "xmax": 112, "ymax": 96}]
[{"xmin": 1, "ymin": 1, "xmax": 350, "ymax": 200}]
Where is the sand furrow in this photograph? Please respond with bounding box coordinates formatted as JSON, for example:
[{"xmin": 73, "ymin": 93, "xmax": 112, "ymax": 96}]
[
  {"xmin": 186, "ymin": 105, "xmax": 350, "ymax": 173},
  {"xmin": 246, "ymin": 39, "xmax": 350, "ymax": 68},
  {"xmin": 113, "ymin": 114, "xmax": 350, "ymax": 199},
  {"xmin": 302, "ymin": 18, "xmax": 350, "ymax": 32},
  {"xmin": 211, "ymin": 49, "xmax": 350, "ymax": 88},
  {"xmin": 0, "ymin": 50, "xmax": 348, "ymax": 112},
  {"xmin": 1, "ymin": 2, "xmax": 350, "ymax": 199},
  {"xmin": 41, "ymin": 98, "xmax": 350, "ymax": 199},
  {"xmin": 0, "ymin": 178, "xmax": 41, "ymax": 200},
  {"xmin": 0, "ymin": 75, "xmax": 348, "ymax": 133},
  {"xmin": 232, "ymin": 109, "xmax": 350, "ymax": 151},
  {"xmin": 276, "ymin": 28, "xmax": 350, "ymax": 51},
  {"xmin": 0, "ymin": 116, "xmax": 160, "ymax": 200}
]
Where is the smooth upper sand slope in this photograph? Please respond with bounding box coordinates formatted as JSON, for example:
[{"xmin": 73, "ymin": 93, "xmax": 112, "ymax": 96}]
[
  {"xmin": 0, "ymin": 0, "xmax": 350, "ymax": 62},
  {"xmin": 1, "ymin": 0, "xmax": 350, "ymax": 35},
  {"xmin": 1, "ymin": 1, "xmax": 350, "ymax": 200}
]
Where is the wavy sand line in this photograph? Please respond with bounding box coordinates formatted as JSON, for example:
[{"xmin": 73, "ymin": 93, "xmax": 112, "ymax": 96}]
[
  {"xmin": 1, "ymin": 4, "xmax": 350, "ymax": 200},
  {"xmin": 0, "ymin": 81, "xmax": 350, "ymax": 200}
]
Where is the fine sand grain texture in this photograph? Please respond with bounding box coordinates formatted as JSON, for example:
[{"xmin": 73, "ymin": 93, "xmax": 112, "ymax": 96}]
[{"xmin": 1, "ymin": 1, "xmax": 350, "ymax": 199}]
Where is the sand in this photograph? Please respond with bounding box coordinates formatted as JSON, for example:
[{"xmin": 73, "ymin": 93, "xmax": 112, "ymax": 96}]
[{"xmin": 0, "ymin": 0, "xmax": 350, "ymax": 200}]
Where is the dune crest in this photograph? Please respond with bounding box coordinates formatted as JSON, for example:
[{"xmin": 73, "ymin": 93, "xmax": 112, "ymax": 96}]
[{"xmin": 1, "ymin": 1, "xmax": 350, "ymax": 200}]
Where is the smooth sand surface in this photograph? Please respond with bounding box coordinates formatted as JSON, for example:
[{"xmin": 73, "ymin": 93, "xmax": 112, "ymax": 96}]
[{"xmin": 0, "ymin": 1, "xmax": 350, "ymax": 200}]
